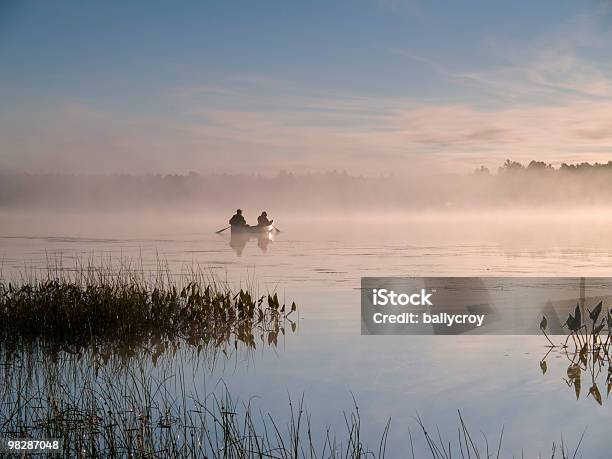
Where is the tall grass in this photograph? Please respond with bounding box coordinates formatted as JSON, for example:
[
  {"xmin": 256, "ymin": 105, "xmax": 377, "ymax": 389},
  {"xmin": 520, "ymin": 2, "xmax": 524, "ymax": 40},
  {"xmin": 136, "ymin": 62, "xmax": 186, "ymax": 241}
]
[
  {"xmin": 0, "ymin": 345, "xmax": 585, "ymax": 459},
  {"xmin": 0, "ymin": 347, "xmax": 386, "ymax": 458},
  {"xmin": 0, "ymin": 258, "xmax": 590, "ymax": 457},
  {"xmin": 413, "ymin": 412, "xmax": 584, "ymax": 459},
  {"xmin": 0, "ymin": 257, "xmax": 297, "ymax": 360}
]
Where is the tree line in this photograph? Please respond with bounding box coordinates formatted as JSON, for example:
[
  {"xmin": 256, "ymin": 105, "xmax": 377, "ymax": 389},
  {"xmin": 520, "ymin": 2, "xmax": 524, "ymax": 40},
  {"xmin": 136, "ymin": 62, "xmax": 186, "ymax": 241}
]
[{"xmin": 1, "ymin": 160, "xmax": 612, "ymax": 211}]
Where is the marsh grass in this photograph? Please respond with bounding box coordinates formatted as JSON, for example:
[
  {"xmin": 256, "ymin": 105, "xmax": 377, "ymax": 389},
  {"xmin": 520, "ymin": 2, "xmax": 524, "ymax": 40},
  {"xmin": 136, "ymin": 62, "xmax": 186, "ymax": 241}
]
[
  {"xmin": 0, "ymin": 257, "xmax": 589, "ymax": 457},
  {"xmin": 413, "ymin": 412, "xmax": 584, "ymax": 459},
  {"xmin": 540, "ymin": 300, "xmax": 612, "ymax": 405},
  {"xmin": 0, "ymin": 256, "xmax": 297, "ymax": 361},
  {"xmin": 0, "ymin": 347, "xmax": 584, "ymax": 459},
  {"xmin": 0, "ymin": 349, "xmax": 386, "ymax": 458}
]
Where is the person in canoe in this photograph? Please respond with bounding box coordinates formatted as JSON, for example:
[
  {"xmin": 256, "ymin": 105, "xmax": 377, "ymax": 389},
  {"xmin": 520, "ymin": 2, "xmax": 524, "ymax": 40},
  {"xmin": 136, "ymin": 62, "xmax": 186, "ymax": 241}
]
[
  {"xmin": 229, "ymin": 209, "xmax": 248, "ymax": 228},
  {"xmin": 256, "ymin": 211, "xmax": 273, "ymax": 228}
]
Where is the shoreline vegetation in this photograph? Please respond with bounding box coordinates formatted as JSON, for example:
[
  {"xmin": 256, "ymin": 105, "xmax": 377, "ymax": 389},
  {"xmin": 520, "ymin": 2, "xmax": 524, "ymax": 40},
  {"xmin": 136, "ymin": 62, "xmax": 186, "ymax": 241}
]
[
  {"xmin": 3, "ymin": 159, "xmax": 612, "ymax": 211},
  {"xmin": 1, "ymin": 348, "xmax": 586, "ymax": 459},
  {"xmin": 0, "ymin": 258, "xmax": 297, "ymax": 360},
  {"xmin": 0, "ymin": 258, "xmax": 588, "ymax": 457}
]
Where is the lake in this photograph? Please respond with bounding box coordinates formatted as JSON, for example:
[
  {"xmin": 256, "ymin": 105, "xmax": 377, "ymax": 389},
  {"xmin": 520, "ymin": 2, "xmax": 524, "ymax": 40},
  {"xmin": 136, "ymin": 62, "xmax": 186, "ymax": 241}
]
[{"xmin": 1, "ymin": 210, "xmax": 611, "ymax": 457}]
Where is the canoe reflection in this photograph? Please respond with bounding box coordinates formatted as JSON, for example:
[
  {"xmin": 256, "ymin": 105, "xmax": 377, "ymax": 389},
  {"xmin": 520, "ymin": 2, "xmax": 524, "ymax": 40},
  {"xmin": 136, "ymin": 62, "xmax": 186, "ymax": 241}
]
[{"xmin": 230, "ymin": 230, "xmax": 275, "ymax": 256}]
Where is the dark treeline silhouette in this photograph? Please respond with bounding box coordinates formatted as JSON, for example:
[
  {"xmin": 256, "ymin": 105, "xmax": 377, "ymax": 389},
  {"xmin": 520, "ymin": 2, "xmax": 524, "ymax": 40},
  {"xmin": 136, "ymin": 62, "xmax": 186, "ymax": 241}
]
[
  {"xmin": 2, "ymin": 160, "xmax": 612, "ymax": 211},
  {"xmin": 481, "ymin": 159, "xmax": 612, "ymax": 174}
]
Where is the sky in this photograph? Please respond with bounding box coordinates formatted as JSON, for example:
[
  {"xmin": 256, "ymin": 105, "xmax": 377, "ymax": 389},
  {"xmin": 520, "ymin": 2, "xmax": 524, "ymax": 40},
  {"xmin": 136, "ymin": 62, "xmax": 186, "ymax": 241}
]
[{"xmin": 1, "ymin": 0, "xmax": 612, "ymax": 175}]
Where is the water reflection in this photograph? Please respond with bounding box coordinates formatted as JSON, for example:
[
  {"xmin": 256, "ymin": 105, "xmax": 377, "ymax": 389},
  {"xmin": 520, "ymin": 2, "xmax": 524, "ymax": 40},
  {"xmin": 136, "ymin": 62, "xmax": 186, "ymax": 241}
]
[
  {"xmin": 0, "ymin": 339, "xmax": 310, "ymax": 458},
  {"xmin": 540, "ymin": 299, "xmax": 612, "ymax": 405},
  {"xmin": 229, "ymin": 230, "xmax": 275, "ymax": 256},
  {"xmin": 3, "ymin": 213, "xmax": 612, "ymax": 454},
  {"xmin": 0, "ymin": 289, "xmax": 300, "ymax": 457}
]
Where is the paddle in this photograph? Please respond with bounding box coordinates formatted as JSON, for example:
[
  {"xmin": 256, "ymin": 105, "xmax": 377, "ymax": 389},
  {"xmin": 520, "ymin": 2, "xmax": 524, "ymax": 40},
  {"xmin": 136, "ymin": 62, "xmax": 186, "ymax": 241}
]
[
  {"xmin": 215, "ymin": 226, "xmax": 230, "ymax": 234},
  {"xmin": 272, "ymin": 225, "xmax": 281, "ymax": 233}
]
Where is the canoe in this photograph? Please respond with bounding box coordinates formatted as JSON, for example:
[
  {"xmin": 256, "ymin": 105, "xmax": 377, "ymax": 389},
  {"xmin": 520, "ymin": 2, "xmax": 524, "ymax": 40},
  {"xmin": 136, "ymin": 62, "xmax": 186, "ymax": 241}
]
[{"xmin": 230, "ymin": 224, "xmax": 274, "ymax": 234}]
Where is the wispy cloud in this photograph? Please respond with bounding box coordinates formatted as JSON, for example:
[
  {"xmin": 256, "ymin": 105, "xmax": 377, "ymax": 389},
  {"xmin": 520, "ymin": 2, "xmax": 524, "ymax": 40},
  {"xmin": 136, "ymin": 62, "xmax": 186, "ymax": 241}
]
[
  {"xmin": 4, "ymin": 76, "xmax": 612, "ymax": 175},
  {"xmin": 3, "ymin": 5, "xmax": 612, "ymax": 175},
  {"xmin": 462, "ymin": 11, "xmax": 612, "ymax": 101},
  {"xmin": 392, "ymin": 7, "xmax": 612, "ymax": 103}
]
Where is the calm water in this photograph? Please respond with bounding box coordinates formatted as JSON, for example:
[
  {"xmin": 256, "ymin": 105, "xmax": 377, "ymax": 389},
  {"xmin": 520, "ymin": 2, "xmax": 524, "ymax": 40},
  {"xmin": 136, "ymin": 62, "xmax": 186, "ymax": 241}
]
[{"xmin": 2, "ymin": 210, "xmax": 612, "ymax": 456}]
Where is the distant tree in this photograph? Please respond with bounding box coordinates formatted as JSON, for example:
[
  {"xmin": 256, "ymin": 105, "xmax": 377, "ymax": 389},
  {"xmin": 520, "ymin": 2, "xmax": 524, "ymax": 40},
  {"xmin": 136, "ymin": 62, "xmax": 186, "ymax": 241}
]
[
  {"xmin": 576, "ymin": 162, "xmax": 594, "ymax": 171},
  {"xmin": 277, "ymin": 170, "xmax": 293, "ymax": 179},
  {"xmin": 527, "ymin": 160, "xmax": 553, "ymax": 170},
  {"xmin": 498, "ymin": 159, "xmax": 524, "ymax": 173},
  {"xmin": 474, "ymin": 165, "xmax": 490, "ymax": 175}
]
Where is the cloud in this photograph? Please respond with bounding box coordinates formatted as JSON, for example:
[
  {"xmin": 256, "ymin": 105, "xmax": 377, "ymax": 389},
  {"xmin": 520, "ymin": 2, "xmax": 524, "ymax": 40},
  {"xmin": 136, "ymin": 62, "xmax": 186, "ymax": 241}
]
[
  {"xmin": 390, "ymin": 48, "xmax": 450, "ymax": 76},
  {"xmin": 170, "ymin": 85, "xmax": 242, "ymax": 98},
  {"xmin": 3, "ymin": 7, "xmax": 612, "ymax": 176},
  {"xmin": 457, "ymin": 50, "xmax": 612, "ymax": 101},
  {"xmin": 3, "ymin": 83, "xmax": 612, "ymax": 176},
  {"xmin": 175, "ymin": 98, "xmax": 612, "ymax": 173},
  {"xmin": 459, "ymin": 9, "xmax": 612, "ymax": 101}
]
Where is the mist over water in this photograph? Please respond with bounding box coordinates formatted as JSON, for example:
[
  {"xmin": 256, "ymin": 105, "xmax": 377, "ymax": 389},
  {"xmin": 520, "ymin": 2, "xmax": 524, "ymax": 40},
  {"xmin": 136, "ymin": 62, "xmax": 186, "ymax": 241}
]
[
  {"xmin": 4, "ymin": 162, "xmax": 612, "ymax": 213},
  {"xmin": 3, "ymin": 207, "xmax": 612, "ymax": 257},
  {"xmin": 2, "ymin": 207, "xmax": 612, "ymax": 456},
  {"xmin": 2, "ymin": 208, "xmax": 612, "ymax": 291}
]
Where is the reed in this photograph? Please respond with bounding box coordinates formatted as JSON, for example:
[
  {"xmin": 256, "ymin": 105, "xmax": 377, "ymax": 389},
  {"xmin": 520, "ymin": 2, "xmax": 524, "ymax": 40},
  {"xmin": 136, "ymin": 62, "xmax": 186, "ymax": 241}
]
[
  {"xmin": 0, "ymin": 257, "xmax": 297, "ymax": 359},
  {"xmin": 0, "ymin": 349, "xmax": 384, "ymax": 458},
  {"xmin": 0, "ymin": 347, "xmax": 584, "ymax": 459},
  {"xmin": 0, "ymin": 258, "xmax": 589, "ymax": 457},
  {"xmin": 413, "ymin": 412, "xmax": 584, "ymax": 459}
]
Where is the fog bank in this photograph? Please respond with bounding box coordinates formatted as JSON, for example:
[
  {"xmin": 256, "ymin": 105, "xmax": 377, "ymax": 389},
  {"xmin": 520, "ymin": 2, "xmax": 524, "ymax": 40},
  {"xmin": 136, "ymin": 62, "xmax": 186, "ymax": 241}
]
[{"xmin": 2, "ymin": 160, "xmax": 612, "ymax": 212}]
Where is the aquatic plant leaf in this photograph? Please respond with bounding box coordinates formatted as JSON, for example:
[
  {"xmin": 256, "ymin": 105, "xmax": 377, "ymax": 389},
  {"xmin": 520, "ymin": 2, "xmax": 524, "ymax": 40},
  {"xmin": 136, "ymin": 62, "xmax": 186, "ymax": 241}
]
[
  {"xmin": 574, "ymin": 304, "xmax": 581, "ymax": 329},
  {"xmin": 579, "ymin": 343, "xmax": 588, "ymax": 365},
  {"xmin": 589, "ymin": 384, "xmax": 602, "ymax": 406},
  {"xmin": 589, "ymin": 301, "xmax": 603, "ymax": 323},
  {"xmin": 575, "ymin": 377, "xmax": 581, "ymax": 400},
  {"xmin": 566, "ymin": 363, "xmax": 582, "ymax": 399},
  {"xmin": 567, "ymin": 364, "xmax": 581, "ymax": 380},
  {"xmin": 564, "ymin": 315, "xmax": 572, "ymax": 331},
  {"xmin": 593, "ymin": 323, "xmax": 605, "ymax": 335},
  {"xmin": 540, "ymin": 316, "xmax": 547, "ymax": 331},
  {"xmin": 565, "ymin": 304, "xmax": 584, "ymax": 333},
  {"xmin": 540, "ymin": 360, "xmax": 547, "ymax": 375}
]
